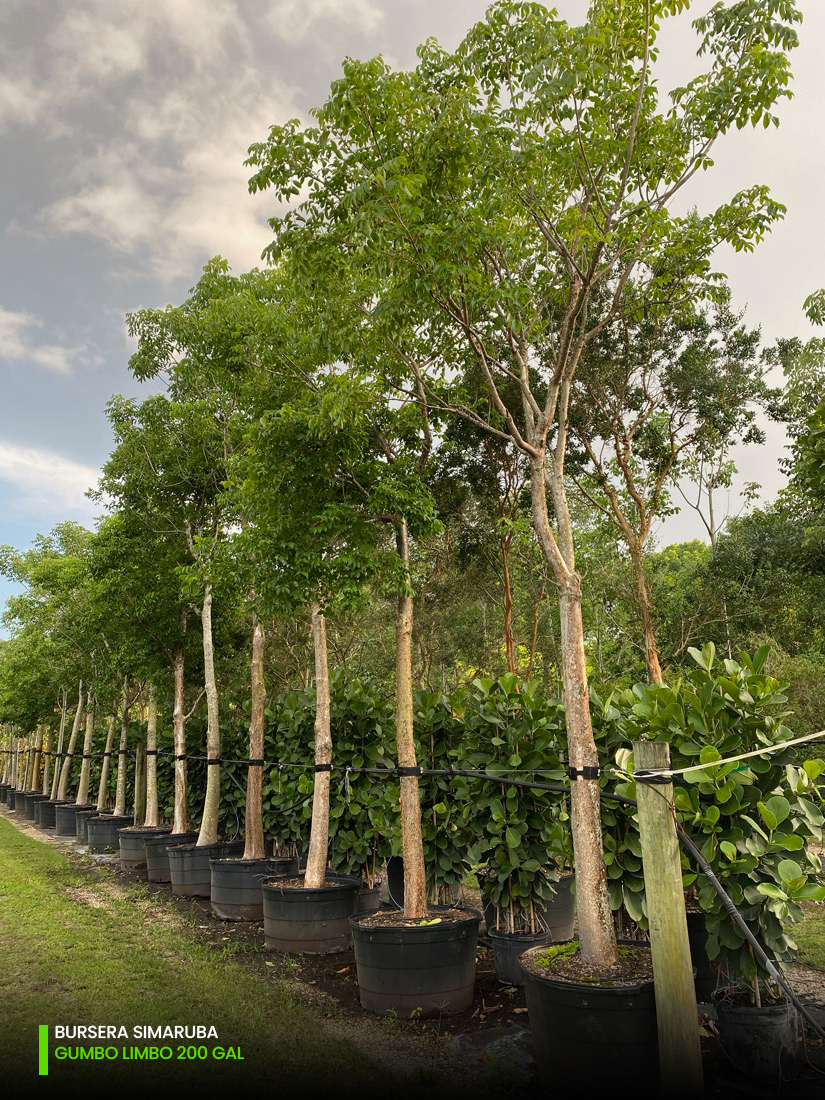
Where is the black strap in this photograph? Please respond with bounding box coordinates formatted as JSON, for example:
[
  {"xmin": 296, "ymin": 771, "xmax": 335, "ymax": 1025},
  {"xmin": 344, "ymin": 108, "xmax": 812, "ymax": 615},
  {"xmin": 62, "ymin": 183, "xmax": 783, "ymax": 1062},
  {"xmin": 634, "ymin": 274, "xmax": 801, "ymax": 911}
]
[
  {"xmin": 568, "ymin": 765, "xmax": 601, "ymax": 781},
  {"xmin": 207, "ymin": 757, "xmax": 222, "ymax": 766},
  {"xmin": 82, "ymin": 754, "xmax": 92, "ymax": 759},
  {"xmin": 117, "ymin": 749, "xmax": 128, "ymax": 756},
  {"xmin": 103, "ymin": 751, "xmax": 113, "ymax": 758},
  {"xmin": 247, "ymin": 759, "xmax": 265, "ymax": 767},
  {"xmin": 64, "ymin": 752, "xmax": 74, "ymax": 760},
  {"xmin": 174, "ymin": 754, "xmax": 187, "ymax": 761},
  {"xmin": 397, "ymin": 766, "xmax": 422, "ymax": 778},
  {"xmin": 145, "ymin": 749, "xmax": 158, "ymax": 756},
  {"xmin": 314, "ymin": 763, "xmax": 333, "ymax": 773},
  {"xmin": 634, "ymin": 770, "xmax": 672, "ymax": 786}
]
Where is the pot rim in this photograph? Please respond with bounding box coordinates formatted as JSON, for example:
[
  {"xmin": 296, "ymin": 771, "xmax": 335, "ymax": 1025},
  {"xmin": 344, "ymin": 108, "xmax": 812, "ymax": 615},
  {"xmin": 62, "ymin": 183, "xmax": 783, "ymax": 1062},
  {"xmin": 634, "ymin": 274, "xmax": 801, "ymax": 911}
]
[
  {"xmin": 517, "ymin": 941, "xmax": 655, "ymax": 994},
  {"xmin": 350, "ymin": 904, "xmax": 482, "ymax": 933},
  {"xmin": 261, "ymin": 872, "xmax": 359, "ymax": 895}
]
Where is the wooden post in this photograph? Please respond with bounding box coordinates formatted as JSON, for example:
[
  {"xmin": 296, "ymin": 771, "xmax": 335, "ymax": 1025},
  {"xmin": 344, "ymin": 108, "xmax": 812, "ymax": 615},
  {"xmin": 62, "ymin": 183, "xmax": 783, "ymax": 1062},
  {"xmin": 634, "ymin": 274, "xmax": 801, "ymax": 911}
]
[{"xmin": 633, "ymin": 740, "xmax": 704, "ymax": 1098}]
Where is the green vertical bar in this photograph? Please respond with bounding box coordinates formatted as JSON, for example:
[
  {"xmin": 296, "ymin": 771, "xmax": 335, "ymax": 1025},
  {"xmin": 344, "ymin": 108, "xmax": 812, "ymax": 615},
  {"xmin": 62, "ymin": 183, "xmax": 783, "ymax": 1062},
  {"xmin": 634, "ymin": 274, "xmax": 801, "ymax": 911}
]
[{"xmin": 39, "ymin": 1025, "xmax": 48, "ymax": 1076}]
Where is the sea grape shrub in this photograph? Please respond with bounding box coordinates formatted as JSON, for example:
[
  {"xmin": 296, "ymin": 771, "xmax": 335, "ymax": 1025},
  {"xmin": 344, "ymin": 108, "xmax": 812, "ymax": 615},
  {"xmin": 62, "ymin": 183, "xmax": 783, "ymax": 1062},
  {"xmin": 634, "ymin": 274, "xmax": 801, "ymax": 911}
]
[
  {"xmin": 414, "ymin": 689, "xmax": 473, "ymax": 904},
  {"xmin": 457, "ymin": 674, "xmax": 569, "ymax": 934},
  {"xmin": 602, "ymin": 643, "xmax": 825, "ymax": 982},
  {"xmin": 325, "ymin": 675, "xmax": 394, "ymax": 887}
]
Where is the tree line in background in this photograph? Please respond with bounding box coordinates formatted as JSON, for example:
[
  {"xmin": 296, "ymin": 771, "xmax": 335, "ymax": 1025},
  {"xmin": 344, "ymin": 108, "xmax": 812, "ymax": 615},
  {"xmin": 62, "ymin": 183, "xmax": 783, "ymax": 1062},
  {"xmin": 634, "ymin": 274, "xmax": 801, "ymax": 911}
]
[{"xmin": 1, "ymin": 1, "xmax": 822, "ymax": 971}]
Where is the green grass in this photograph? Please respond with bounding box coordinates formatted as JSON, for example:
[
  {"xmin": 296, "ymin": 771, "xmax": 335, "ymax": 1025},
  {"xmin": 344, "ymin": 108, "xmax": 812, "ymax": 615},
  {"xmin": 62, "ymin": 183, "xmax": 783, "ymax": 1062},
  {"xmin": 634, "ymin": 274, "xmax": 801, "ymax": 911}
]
[
  {"xmin": 0, "ymin": 817, "xmax": 411, "ymax": 1092},
  {"xmin": 795, "ymin": 905, "xmax": 825, "ymax": 969}
]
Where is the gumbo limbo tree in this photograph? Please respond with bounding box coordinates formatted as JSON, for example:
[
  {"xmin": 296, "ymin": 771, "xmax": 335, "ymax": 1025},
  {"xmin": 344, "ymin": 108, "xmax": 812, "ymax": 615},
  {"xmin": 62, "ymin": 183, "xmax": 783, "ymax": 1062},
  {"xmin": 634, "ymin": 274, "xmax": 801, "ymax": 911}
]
[{"xmin": 248, "ymin": 0, "xmax": 801, "ymax": 965}]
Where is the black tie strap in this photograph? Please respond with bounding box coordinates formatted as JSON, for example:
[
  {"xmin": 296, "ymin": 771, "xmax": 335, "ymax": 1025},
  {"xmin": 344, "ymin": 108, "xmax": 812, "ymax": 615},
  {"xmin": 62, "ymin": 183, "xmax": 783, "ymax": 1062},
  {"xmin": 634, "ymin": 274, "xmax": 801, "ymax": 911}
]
[
  {"xmin": 314, "ymin": 763, "xmax": 333, "ymax": 773},
  {"xmin": 397, "ymin": 766, "xmax": 422, "ymax": 778},
  {"xmin": 247, "ymin": 759, "xmax": 265, "ymax": 767},
  {"xmin": 207, "ymin": 758, "xmax": 222, "ymax": 766},
  {"xmin": 568, "ymin": 766, "xmax": 601, "ymax": 781}
]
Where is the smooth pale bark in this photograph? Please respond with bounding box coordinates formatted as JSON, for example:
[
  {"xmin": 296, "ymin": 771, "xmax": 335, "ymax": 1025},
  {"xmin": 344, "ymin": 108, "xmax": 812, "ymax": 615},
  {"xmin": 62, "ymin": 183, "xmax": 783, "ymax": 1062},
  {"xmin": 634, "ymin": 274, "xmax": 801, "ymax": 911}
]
[
  {"xmin": 531, "ymin": 456, "xmax": 618, "ymax": 969},
  {"xmin": 500, "ymin": 531, "xmax": 518, "ymax": 676},
  {"xmin": 144, "ymin": 685, "xmax": 159, "ymax": 827},
  {"xmin": 197, "ymin": 585, "xmax": 221, "ymax": 846},
  {"xmin": 243, "ymin": 618, "xmax": 267, "ymax": 861},
  {"xmin": 395, "ymin": 521, "xmax": 428, "ymax": 919},
  {"xmin": 96, "ymin": 712, "xmax": 117, "ymax": 812},
  {"xmin": 172, "ymin": 647, "xmax": 190, "ymax": 833},
  {"xmin": 629, "ymin": 543, "xmax": 664, "ymax": 685},
  {"xmin": 113, "ymin": 677, "xmax": 130, "ymax": 816},
  {"xmin": 57, "ymin": 682, "xmax": 84, "ymax": 801},
  {"xmin": 133, "ymin": 742, "xmax": 146, "ymax": 824},
  {"xmin": 50, "ymin": 689, "xmax": 68, "ymax": 800},
  {"xmin": 30, "ymin": 727, "xmax": 44, "ymax": 791},
  {"xmin": 75, "ymin": 692, "xmax": 96, "ymax": 806},
  {"xmin": 41, "ymin": 727, "xmax": 52, "ymax": 795},
  {"xmin": 304, "ymin": 604, "xmax": 332, "ymax": 888}
]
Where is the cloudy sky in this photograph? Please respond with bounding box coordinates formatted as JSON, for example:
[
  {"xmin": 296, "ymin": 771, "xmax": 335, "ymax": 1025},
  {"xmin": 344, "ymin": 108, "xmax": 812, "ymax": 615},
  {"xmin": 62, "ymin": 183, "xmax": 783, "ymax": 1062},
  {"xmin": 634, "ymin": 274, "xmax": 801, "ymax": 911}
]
[{"xmin": 1, "ymin": 0, "xmax": 823, "ymax": 622}]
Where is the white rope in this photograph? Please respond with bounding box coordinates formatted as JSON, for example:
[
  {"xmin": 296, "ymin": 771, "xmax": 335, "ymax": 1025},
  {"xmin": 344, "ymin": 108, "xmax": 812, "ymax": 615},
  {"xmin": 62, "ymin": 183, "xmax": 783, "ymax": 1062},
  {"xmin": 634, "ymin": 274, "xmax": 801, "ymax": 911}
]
[{"xmin": 617, "ymin": 728, "xmax": 825, "ymax": 779}]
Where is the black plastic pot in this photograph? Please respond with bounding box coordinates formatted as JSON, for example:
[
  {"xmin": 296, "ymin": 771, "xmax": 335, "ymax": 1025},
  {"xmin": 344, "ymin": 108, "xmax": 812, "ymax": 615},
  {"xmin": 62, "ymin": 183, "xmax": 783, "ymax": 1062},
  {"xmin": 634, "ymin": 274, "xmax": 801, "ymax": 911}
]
[
  {"xmin": 685, "ymin": 910, "xmax": 717, "ymax": 1003},
  {"xmin": 36, "ymin": 799, "xmax": 62, "ymax": 828},
  {"xmin": 144, "ymin": 831, "xmax": 199, "ymax": 882},
  {"xmin": 357, "ymin": 885, "xmax": 382, "ymax": 914},
  {"xmin": 118, "ymin": 826, "xmax": 172, "ymax": 871},
  {"xmin": 350, "ymin": 906, "xmax": 481, "ymax": 1018},
  {"xmin": 168, "ymin": 840, "xmax": 244, "ymax": 897},
  {"xmin": 8, "ymin": 788, "xmax": 22, "ymax": 810},
  {"xmin": 0, "ymin": 782, "xmax": 9, "ymax": 804},
  {"xmin": 489, "ymin": 926, "xmax": 551, "ymax": 986},
  {"xmin": 518, "ymin": 942, "xmax": 659, "ymax": 1090},
  {"xmin": 55, "ymin": 802, "xmax": 95, "ymax": 836},
  {"xmin": 74, "ymin": 807, "xmax": 100, "ymax": 842},
  {"xmin": 25, "ymin": 793, "xmax": 49, "ymax": 821},
  {"xmin": 210, "ymin": 856, "xmax": 299, "ymax": 921},
  {"xmin": 481, "ymin": 873, "xmax": 575, "ymax": 944},
  {"xmin": 715, "ymin": 997, "xmax": 799, "ymax": 1079},
  {"xmin": 87, "ymin": 814, "xmax": 134, "ymax": 853},
  {"xmin": 262, "ymin": 873, "xmax": 359, "ymax": 953}
]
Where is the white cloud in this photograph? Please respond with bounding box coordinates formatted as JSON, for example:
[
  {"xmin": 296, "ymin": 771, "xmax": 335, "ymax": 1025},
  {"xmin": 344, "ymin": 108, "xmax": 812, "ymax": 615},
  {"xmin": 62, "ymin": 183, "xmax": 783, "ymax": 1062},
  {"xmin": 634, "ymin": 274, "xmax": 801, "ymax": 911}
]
[
  {"xmin": 266, "ymin": 0, "xmax": 384, "ymax": 44},
  {"xmin": 0, "ymin": 440, "xmax": 100, "ymax": 523},
  {"xmin": 0, "ymin": 306, "xmax": 95, "ymax": 374}
]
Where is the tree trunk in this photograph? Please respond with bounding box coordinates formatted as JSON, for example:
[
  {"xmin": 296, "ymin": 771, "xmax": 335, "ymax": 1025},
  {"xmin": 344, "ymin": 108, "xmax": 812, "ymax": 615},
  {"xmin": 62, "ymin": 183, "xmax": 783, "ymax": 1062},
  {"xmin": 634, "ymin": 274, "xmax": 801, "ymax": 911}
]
[
  {"xmin": 500, "ymin": 532, "xmax": 517, "ymax": 675},
  {"xmin": 172, "ymin": 648, "xmax": 190, "ymax": 833},
  {"xmin": 30, "ymin": 726, "xmax": 44, "ymax": 791},
  {"xmin": 50, "ymin": 689, "xmax": 68, "ymax": 800},
  {"xmin": 243, "ymin": 617, "xmax": 267, "ymax": 860},
  {"xmin": 531, "ymin": 457, "xmax": 618, "ymax": 969},
  {"xmin": 133, "ymin": 742, "xmax": 147, "ymax": 825},
  {"xmin": 395, "ymin": 520, "xmax": 428, "ymax": 919},
  {"xmin": 144, "ymin": 684, "xmax": 159, "ymax": 827},
  {"xmin": 75, "ymin": 691, "xmax": 96, "ymax": 805},
  {"xmin": 629, "ymin": 543, "xmax": 664, "ymax": 685},
  {"xmin": 57, "ymin": 682, "xmax": 84, "ymax": 801},
  {"xmin": 305, "ymin": 603, "xmax": 332, "ymax": 888},
  {"xmin": 114, "ymin": 676, "xmax": 131, "ymax": 816},
  {"xmin": 197, "ymin": 584, "xmax": 221, "ymax": 846},
  {"xmin": 41, "ymin": 726, "xmax": 52, "ymax": 795},
  {"xmin": 97, "ymin": 712, "xmax": 117, "ymax": 812}
]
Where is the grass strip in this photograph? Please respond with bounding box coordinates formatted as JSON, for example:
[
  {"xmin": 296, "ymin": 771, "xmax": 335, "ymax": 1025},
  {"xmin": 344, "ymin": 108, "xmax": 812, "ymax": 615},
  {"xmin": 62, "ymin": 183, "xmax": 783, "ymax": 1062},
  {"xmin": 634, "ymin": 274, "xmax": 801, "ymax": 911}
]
[{"xmin": 0, "ymin": 816, "xmax": 408, "ymax": 1092}]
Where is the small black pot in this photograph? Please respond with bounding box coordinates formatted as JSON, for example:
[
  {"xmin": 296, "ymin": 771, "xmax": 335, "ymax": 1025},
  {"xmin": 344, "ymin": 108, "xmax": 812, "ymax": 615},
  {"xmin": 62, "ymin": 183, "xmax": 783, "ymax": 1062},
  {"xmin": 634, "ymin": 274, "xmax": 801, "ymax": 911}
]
[
  {"xmin": 0, "ymin": 782, "xmax": 9, "ymax": 804},
  {"xmin": 518, "ymin": 942, "xmax": 659, "ymax": 1090},
  {"xmin": 210, "ymin": 856, "xmax": 299, "ymax": 921},
  {"xmin": 262, "ymin": 873, "xmax": 359, "ymax": 953},
  {"xmin": 118, "ymin": 826, "xmax": 171, "ymax": 871},
  {"xmin": 685, "ymin": 910, "xmax": 717, "ymax": 1003},
  {"xmin": 144, "ymin": 831, "xmax": 199, "ymax": 882},
  {"xmin": 481, "ymin": 872, "xmax": 575, "ymax": 944},
  {"xmin": 357, "ymin": 885, "xmax": 382, "ymax": 914},
  {"xmin": 88, "ymin": 814, "xmax": 134, "ymax": 852},
  {"xmin": 715, "ymin": 996, "xmax": 799, "ymax": 1079},
  {"xmin": 350, "ymin": 906, "xmax": 481, "ymax": 1018},
  {"xmin": 168, "ymin": 840, "xmax": 244, "ymax": 897},
  {"xmin": 55, "ymin": 802, "xmax": 95, "ymax": 836},
  {"xmin": 489, "ymin": 926, "xmax": 551, "ymax": 986},
  {"xmin": 23, "ymin": 792, "xmax": 46, "ymax": 820},
  {"xmin": 8, "ymin": 788, "xmax": 22, "ymax": 810},
  {"xmin": 74, "ymin": 807, "xmax": 100, "ymax": 842},
  {"xmin": 35, "ymin": 799, "xmax": 63, "ymax": 828}
]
